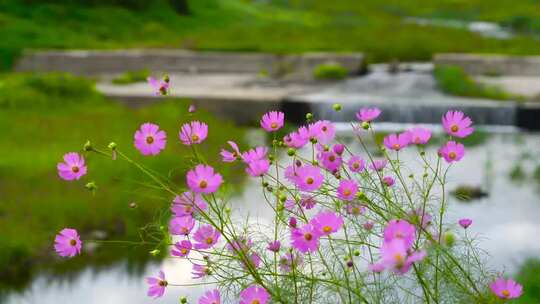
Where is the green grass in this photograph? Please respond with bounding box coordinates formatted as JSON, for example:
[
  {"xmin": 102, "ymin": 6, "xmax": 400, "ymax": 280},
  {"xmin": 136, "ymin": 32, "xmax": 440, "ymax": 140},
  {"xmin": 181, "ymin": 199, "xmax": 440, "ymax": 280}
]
[
  {"xmin": 313, "ymin": 63, "xmax": 348, "ymax": 80},
  {"xmin": 2, "ymin": 0, "xmax": 540, "ymax": 70},
  {"xmin": 111, "ymin": 69, "xmax": 150, "ymax": 85},
  {"xmin": 0, "ymin": 72, "xmax": 247, "ymax": 281},
  {"xmin": 515, "ymin": 258, "xmax": 540, "ymax": 303},
  {"xmin": 434, "ymin": 65, "xmax": 516, "ymax": 100}
]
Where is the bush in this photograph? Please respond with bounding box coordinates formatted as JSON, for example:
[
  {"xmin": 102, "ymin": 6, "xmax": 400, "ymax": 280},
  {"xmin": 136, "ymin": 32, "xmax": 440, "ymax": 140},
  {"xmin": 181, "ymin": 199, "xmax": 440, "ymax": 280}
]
[
  {"xmin": 313, "ymin": 63, "xmax": 349, "ymax": 80},
  {"xmin": 516, "ymin": 258, "xmax": 540, "ymax": 303},
  {"xmin": 111, "ymin": 69, "xmax": 150, "ymax": 85}
]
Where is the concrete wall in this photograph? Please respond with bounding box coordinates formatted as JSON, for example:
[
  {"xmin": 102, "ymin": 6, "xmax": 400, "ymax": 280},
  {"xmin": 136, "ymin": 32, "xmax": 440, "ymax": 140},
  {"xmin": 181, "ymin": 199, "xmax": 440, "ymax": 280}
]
[
  {"xmin": 434, "ymin": 53, "xmax": 540, "ymax": 76},
  {"xmin": 14, "ymin": 49, "xmax": 364, "ymax": 80}
]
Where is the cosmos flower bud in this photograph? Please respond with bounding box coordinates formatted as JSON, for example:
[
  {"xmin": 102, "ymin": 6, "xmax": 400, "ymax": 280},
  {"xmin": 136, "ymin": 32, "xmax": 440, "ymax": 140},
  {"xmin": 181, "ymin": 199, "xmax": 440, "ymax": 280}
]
[
  {"xmin": 306, "ymin": 113, "xmax": 313, "ymax": 121},
  {"xmin": 83, "ymin": 140, "xmax": 93, "ymax": 151},
  {"xmin": 163, "ymin": 74, "xmax": 170, "ymax": 83},
  {"xmin": 85, "ymin": 181, "xmax": 97, "ymax": 191},
  {"xmin": 361, "ymin": 121, "xmax": 370, "ymax": 130},
  {"xmin": 333, "ymin": 103, "xmax": 342, "ymax": 112},
  {"xmin": 129, "ymin": 202, "xmax": 137, "ymax": 209},
  {"xmin": 108, "ymin": 142, "xmax": 117, "ymax": 150},
  {"xmin": 354, "ymin": 250, "xmax": 360, "ymax": 256},
  {"xmin": 287, "ymin": 148, "xmax": 296, "ymax": 156},
  {"xmin": 150, "ymin": 249, "xmax": 160, "ymax": 256}
]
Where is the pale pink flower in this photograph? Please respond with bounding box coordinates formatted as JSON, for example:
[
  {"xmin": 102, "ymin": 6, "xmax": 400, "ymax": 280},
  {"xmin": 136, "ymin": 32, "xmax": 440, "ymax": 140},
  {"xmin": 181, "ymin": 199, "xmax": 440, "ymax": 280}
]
[
  {"xmin": 171, "ymin": 192, "xmax": 207, "ymax": 217},
  {"xmin": 220, "ymin": 141, "xmax": 241, "ymax": 162},
  {"xmin": 383, "ymin": 133, "xmax": 411, "ymax": 151},
  {"xmin": 490, "ymin": 278, "xmax": 523, "ymax": 299},
  {"xmin": 193, "ymin": 225, "xmax": 221, "ymax": 249},
  {"xmin": 260, "ymin": 111, "xmax": 284, "ymax": 132},
  {"xmin": 406, "ymin": 127, "xmax": 432, "ymax": 145},
  {"xmin": 438, "ymin": 141, "xmax": 465, "ymax": 163},
  {"xmin": 57, "ymin": 152, "xmax": 87, "ymax": 181},
  {"xmin": 291, "ymin": 223, "xmax": 321, "ymax": 253},
  {"xmin": 239, "ymin": 285, "xmax": 270, "ymax": 304},
  {"xmin": 186, "ymin": 164, "xmax": 223, "ymax": 194},
  {"xmin": 134, "ymin": 123, "xmax": 167, "ymax": 156},
  {"xmin": 146, "ymin": 270, "xmax": 167, "ymax": 298},
  {"xmin": 337, "ymin": 179, "xmax": 358, "ymax": 201},
  {"xmin": 171, "ymin": 240, "xmax": 192, "ymax": 258},
  {"xmin": 54, "ymin": 228, "xmax": 82, "ymax": 257},
  {"xmin": 179, "ymin": 121, "xmax": 208, "ymax": 145},
  {"xmin": 442, "ymin": 110, "xmax": 474, "ymax": 138},
  {"xmin": 356, "ymin": 107, "xmax": 381, "ymax": 122}
]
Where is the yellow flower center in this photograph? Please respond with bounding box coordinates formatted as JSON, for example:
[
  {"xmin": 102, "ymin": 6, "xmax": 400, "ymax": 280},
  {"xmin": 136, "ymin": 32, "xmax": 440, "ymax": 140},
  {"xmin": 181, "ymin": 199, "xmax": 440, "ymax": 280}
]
[
  {"xmin": 304, "ymin": 233, "xmax": 313, "ymax": 241},
  {"xmin": 71, "ymin": 166, "xmax": 79, "ymax": 173},
  {"xmin": 353, "ymin": 163, "xmax": 359, "ymax": 169},
  {"xmin": 343, "ymin": 189, "xmax": 351, "ymax": 196},
  {"xmin": 181, "ymin": 248, "xmax": 188, "ymax": 254},
  {"xmin": 323, "ymin": 226, "xmax": 332, "ymax": 233},
  {"xmin": 199, "ymin": 180, "xmax": 208, "ymax": 189},
  {"xmin": 205, "ymin": 237, "xmax": 214, "ymax": 245},
  {"xmin": 393, "ymin": 143, "xmax": 400, "ymax": 150},
  {"xmin": 449, "ymin": 152, "xmax": 457, "ymax": 160},
  {"xmin": 146, "ymin": 136, "xmax": 154, "ymax": 144},
  {"xmin": 329, "ymin": 155, "xmax": 335, "ymax": 161},
  {"xmin": 69, "ymin": 239, "xmax": 77, "ymax": 246},
  {"xmin": 252, "ymin": 300, "xmax": 260, "ymax": 304},
  {"xmin": 322, "ymin": 126, "xmax": 328, "ymax": 131},
  {"xmin": 352, "ymin": 207, "xmax": 359, "ymax": 214},
  {"xmin": 306, "ymin": 177, "xmax": 314, "ymax": 185},
  {"xmin": 158, "ymin": 280, "xmax": 167, "ymax": 287},
  {"xmin": 191, "ymin": 134, "xmax": 199, "ymax": 142},
  {"xmin": 450, "ymin": 125, "xmax": 459, "ymax": 133},
  {"xmin": 394, "ymin": 254, "xmax": 404, "ymax": 267},
  {"xmin": 502, "ymin": 290, "xmax": 510, "ymax": 298},
  {"xmin": 271, "ymin": 122, "xmax": 278, "ymax": 129}
]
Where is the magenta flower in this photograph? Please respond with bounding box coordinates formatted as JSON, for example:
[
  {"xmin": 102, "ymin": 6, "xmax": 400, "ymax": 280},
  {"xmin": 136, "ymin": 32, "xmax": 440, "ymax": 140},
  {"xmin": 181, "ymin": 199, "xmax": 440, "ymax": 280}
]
[
  {"xmin": 345, "ymin": 203, "xmax": 366, "ymax": 216},
  {"xmin": 146, "ymin": 270, "xmax": 167, "ymax": 298},
  {"xmin": 241, "ymin": 146, "xmax": 268, "ymax": 163},
  {"xmin": 279, "ymin": 251, "xmax": 304, "ymax": 272},
  {"xmin": 54, "ymin": 228, "xmax": 82, "ymax": 257},
  {"xmin": 188, "ymin": 104, "xmax": 197, "ymax": 113},
  {"xmin": 192, "ymin": 264, "xmax": 210, "ymax": 279},
  {"xmin": 311, "ymin": 211, "xmax": 344, "ymax": 235},
  {"xmin": 337, "ymin": 179, "xmax": 358, "ymax": 201},
  {"xmin": 171, "ymin": 240, "xmax": 192, "ymax": 258},
  {"xmin": 438, "ymin": 141, "xmax": 465, "ymax": 163},
  {"xmin": 267, "ymin": 240, "xmax": 281, "ymax": 253},
  {"xmin": 133, "ymin": 123, "xmax": 167, "ymax": 156},
  {"xmin": 383, "ymin": 133, "xmax": 411, "ymax": 151},
  {"xmin": 458, "ymin": 218, "xmax": 473, "ymax": 229},
  {"xmin": 57, "ymin": 152, "xmax": 87, "ymax": 181},
  {"xmin": 171, "ymin": 191, "xmax": 207, "ymax": 217},
  {"xmin": 239, "ymin": 285, "xmax": 270, "ymax": 304},
  {"xmin": 348, "ymin": 155, "xmax": 365, "ymax": 172},
  {"xmin": 382, "ymin": 176, "xmax": 395, "ymax": 187},
  {"xmin": 490, "ymin": 278, "xmax": 523, "ymax": 299},
  {"xmin": 226, "ymin": 236, "xmax": 253, "ymax": 253},
  {"xmin": 246, "ymin": 158, "xmax": 270, "ymax": 177},
  {"xmin": 409, "ymin": 208, "xmax": 432, "ymax": 228},
  {"xmin": 319, "ymin": 150, "xmax": 342, "ymax": 172},
  {"xmin": 186, "ymin": 164, "xmax": 223, "ymax": 194},
  {"xmin": 299, "ymin": 195, "xmax": 317, "ymax": 209},
  {"xmin": 442, "ymin": 110, "xmax": 474, "ymax": 138},
  {"xmin": 369, "ymin": 159, "xmax": 388, "ymax": 171},
  {"xmin": 383, "ymin": 219, "xmax": 416, "ymax": 248},
  {"xmin": 407, "ymin": 127, "xmax": 432, "ymax": 145},
  {"xmin": 193, "ymin": 225, "xmax": 221, "ymax": 249},
  {"xmin": 260, "ymin": 111, "xmax": 284, "ymax": 132},
  {"xmin": 369, "ymin": 239, "xmax": 426, "ymax": 274},
  {"xmin": 363, "ymin": 221, "xmax": 374, "ymax": 231},
  {"xmin": 147, "ymin": 76, "xmax": 169, "ymax": 96},
  {"xmin": 199, "ymin": 289, "xmax": 221, "ymax": 304},
  {"xmin": 291, "ymin": 223, "xmax": 321, "ymax": 253},
  {"xmin": 220, "ymin": 141, "xmax": 241, "ymax": 162},
  {"xmin": 242, "ymin": 252, "xmax": 262, "ymax": 269},
  {"xmin": 294, "ymin": 164, "xmax": 324, "ymax": 191},
  {"xmin": 356, "ymin": 107, "xmax": 381, "ymax": 122},
  {"xmin": 284, "ymin": 126, "xmax": 310, "ymax": 148},
  {"xmin": 169, "ymin": 216, "xmax": 195, "ymax": 236},
  {"xmin": 289, "ymin": 216, "xmax": 297, "ymax": 228},
  {"xmin": 179, "ymin": 121, "xmax": 208, "ymax": 145},
  {"xmin": 311, "ymin": 120, "xmax": 336, "ymax": 144}
]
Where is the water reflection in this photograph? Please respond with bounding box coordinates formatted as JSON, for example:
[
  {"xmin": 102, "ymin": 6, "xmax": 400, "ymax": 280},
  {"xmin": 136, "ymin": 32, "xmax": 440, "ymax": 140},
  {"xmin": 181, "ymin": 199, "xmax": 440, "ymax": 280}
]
[{"xmin": 5, "ymin": 128, "xmax": 540, "ymax": 303}]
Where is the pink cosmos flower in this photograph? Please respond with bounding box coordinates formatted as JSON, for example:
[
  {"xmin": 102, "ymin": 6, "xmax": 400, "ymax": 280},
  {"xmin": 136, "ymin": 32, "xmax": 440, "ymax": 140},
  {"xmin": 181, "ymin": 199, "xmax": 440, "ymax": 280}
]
[
  {"xmin": 356, "ymin": 107, "xmax": 381, "ymax": 122},
  {"xmin": 311, "ymin": 120, "xmax": 335, "ymax": 144},
  {"xmin": 345, "ymin": 203, "xmax": 367, "ymax": 216},
  {"xmin": 54, "ymin": 228, "xmax": 82, "ymax": 257},
  {"xmin": 188, "ymin": 104, "xmax": 197, "ymax": 113},
  {"xmin": 220, "ymin": 141, "xmax": 241, "ymax": 162},
  {"xmin": 242, "ymin": 252, "xmax": 262, "ymax": 269},
  {"xmin": 134, "ymin": 123, "xmax": 167, "ymax": 156},
  {"xmin": 284, "ymin": 126, "xmax": 310, "ymax": 148},
  {"xmin": 383, "ymin": 133, "xmax": 411, "ymax": 151},
  {"xmin": 294, "ymin": 164, "xmax": 324, "ymax": 192},
  {"xmin": 239, "ymin": 285, "xmax": 270, "ymax": 304},
  {"xmin": 146, "ymin": 270, "xmax": 167, "ymax": 298},
  {"xmin": 186, "ymin": 164, "xmax": 223, "ymax": 194},
  {"xmin": 311, "ymin": 211, "xmax": 344, "ymax": 235},
  {"xmin": 438, "ymin": 141, "xmax": 465, "ymax": 163},
  {"xmin": 192, "ymin": 264, "xmax": 210, "ymax": 279},
  {"xmin": 171, "ymin": 192, "xmax": 207, "ymax": 217},
  {"xmin": 267, "ymin": 240, "xmax": 281, "ymax": 253},
  {"xmin": 199, "ymin": 289, "xmax": 221, "ymax": 304},
  {"xmin": 318, "ymin": 150, "xmax": 342, "ymax": 172},
  {"xmin": 363, "ymin": 221, "xmax": 374, "ymax": 231},
  {"xmin": 458, "ymin": 218, "xmax": 473, "ymax": 229},
  {"xmin": 369, "ymin": 159, "xmax": 387, "ymax": 171},
  {"xmin": 383, "ymin": 219, "xmax": 416, "ymax": 249},
  {"xmin": 226, "ymin": 236, "xmax": 253, "ymax": 253},
  {"xmin": 442, "ymin": 110, "xmax": 474, "ymax": 138},
  {"xmin": 246, "ymin": 159, "xmax": 270, "ymax": 177},
  {"xmin": 382, "ymin": 176, "xmax": 395, "ymax": 187},
  {"xmin": 348, "ymin": 155, "xmax": 365, "ymax": 173},
  {"xmin": 337, "ymin": 179, "xmax": 358, "ymax": 201},
  {"xmin": 406, "ymin": 127, "xmax": 432, "ymax": 145},
  {"xmin": 490, "ymin": 278, "xmax": 523, "ymax": 299},
  {"xmin": 299, "ymin": 195, "xmax": 317, "ymax": 209},
  {"xmin": 279, "ymin": 251, "xmax": 304, "ymax": 272},
  {"xmin": 291, "ymin": 223, "xmax": 321, "ymax": 253},
  {"xmin": 289, "ymin": 216, "xmax": 297, "ymax": 228},
  {"xmin": 147, "ymin": 77, "xmax": 169, "ymax": 96},
  {"xmin": 333, "ymin": 144, "xmax": 345, "ymax": 155},
  {"xmin": 241, "ymin": 146, "xmax": 268, "ymax": 163},
  {"xmin": 57, "ymin": 152, "xmax": 87, "ymax": 181},
  {"xmin": 179, "ymin": 121, "xmax": 208, "ymax": 145},
  {"xmin": 171, "ymin": 240, "xmax": 192, "ymax": 258},
  {"xmin": 260, "ymin": 111, "xmax": 285, "ymax": 132},
  {"xmin": 193, "ymin": 225, "xmax": 221, "ymax": 249},
  {"xmin": 369, "ymin": 238, "xmax": 426, "ymax": 274},
  {"xmin": 169, "ymin": 216, "xmax": 195, "ymax": 236}
]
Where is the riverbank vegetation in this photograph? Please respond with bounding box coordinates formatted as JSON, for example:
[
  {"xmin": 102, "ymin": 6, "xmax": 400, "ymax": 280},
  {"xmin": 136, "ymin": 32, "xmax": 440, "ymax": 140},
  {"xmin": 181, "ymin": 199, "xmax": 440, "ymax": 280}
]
[
  {"xmin": 3, "ymin": 0, "xmax": 540, "ymax": 70},
  {"xmin": 0, "ymin": 72, "xmax": 247, "ymax": 284}
]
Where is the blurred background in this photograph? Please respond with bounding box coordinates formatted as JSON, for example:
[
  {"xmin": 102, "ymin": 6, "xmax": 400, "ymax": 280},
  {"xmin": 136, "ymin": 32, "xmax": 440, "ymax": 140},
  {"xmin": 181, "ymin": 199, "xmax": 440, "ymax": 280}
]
[{"xmin": 1, "ymin": 0, "xmax": 540, "ymax": 303}]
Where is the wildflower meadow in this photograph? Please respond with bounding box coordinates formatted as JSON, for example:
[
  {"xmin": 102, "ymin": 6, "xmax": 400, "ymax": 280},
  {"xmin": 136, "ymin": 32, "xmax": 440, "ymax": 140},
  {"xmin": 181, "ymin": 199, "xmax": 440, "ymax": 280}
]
[{"xmin": 53, "ymin": 76, "xmax": 523, "ymax": 303}]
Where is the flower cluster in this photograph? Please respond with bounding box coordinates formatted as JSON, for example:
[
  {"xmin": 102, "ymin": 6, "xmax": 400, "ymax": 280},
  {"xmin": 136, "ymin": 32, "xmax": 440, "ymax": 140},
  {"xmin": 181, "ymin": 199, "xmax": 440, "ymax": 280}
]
[{"xmin": 52, "ymin": 79, "xmax": 523, "ymax": 303}]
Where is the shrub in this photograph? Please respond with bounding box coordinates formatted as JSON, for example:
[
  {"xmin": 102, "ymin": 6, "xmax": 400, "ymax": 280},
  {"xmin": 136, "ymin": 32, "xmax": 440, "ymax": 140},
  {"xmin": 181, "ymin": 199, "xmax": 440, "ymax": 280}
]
[
  {"xmin": 111, "ymin": 69, "xmax": 150, "ymax": 85},
  {"xmin": 313, "ymin": 63, "xmax": 349, "ymax": 80}
]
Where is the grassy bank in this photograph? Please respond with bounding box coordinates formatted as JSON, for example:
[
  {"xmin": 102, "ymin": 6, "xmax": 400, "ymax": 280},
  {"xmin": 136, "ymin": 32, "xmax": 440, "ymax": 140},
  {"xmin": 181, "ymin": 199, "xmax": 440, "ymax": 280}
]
[
  {"xmin": 2, "ymin": 0, "xmax": 540, "ymax": 69},
  {"xmin": 0, "ymin": 73, "xmax": 247, "ymax": 283}
]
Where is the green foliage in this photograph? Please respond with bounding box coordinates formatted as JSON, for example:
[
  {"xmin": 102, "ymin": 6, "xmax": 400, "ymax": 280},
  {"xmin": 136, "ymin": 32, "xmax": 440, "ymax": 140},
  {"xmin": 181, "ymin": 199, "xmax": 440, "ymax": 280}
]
[
  {"xmin": 313, "ymin": 63, "xmax": 348, "ymax": 80},
  {"xmin": 434, "ymin": 65, "xmax": 515, "ymax": 100},
  {"xmin": 515, "ymin": 258, "xmax": 540, "ymax": 303},
  {"xmin": 111, "ymin": 69, "xmax": 150, "ymax": 85},
  {"xmin": 0, "ymin": 73, "xmax": 247, "ymax": 275}
]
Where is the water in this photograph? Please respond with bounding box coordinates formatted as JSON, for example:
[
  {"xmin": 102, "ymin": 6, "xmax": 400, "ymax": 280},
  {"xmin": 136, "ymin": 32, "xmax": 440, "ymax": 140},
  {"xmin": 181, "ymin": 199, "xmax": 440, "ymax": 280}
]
[{"xmin": 4, "ymin": 129, "xmax": 540, "ymax": 303}]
